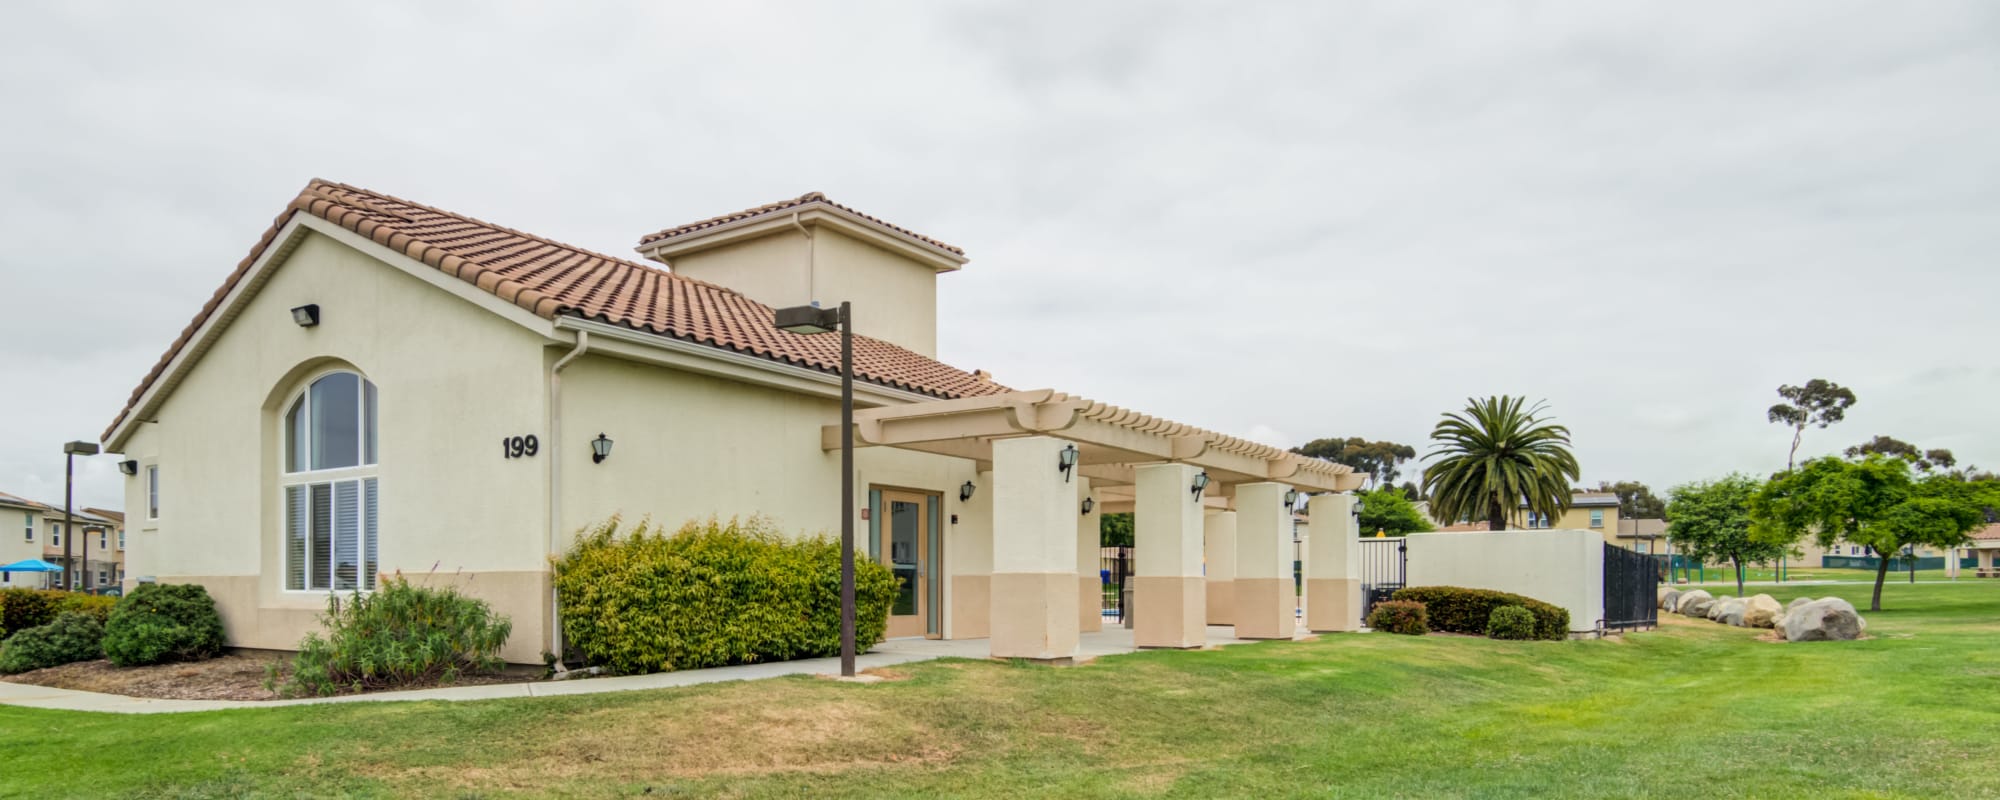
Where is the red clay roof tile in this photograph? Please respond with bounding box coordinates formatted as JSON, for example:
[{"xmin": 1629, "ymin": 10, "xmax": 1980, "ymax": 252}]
[
  {"xmin": 102, "ymin": 180, "xmax": 1007, "ymax": 443},
  {"xmin": 638, "ymin": 191, "xmax": 965, "ymax": 256}
]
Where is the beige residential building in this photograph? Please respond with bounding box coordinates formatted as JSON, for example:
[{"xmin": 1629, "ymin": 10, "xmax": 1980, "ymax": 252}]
[
  {"xmin": 41, "ymin": 507, "xmax": 125, "ymax": 591},
  {"xmin": 100, "ymin": 180, "xmax": 1368, "ymax": 664},
  {"xmin": 1, "ymin": 491, "xmax": 55, "ymax": 589}
]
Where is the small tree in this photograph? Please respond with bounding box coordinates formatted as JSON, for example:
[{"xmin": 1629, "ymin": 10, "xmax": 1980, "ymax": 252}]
[
  {"xmin": 1767, "ymin": 379, "xmax": 1857, "ymax": 469},
  {"xmin": 1667, "ymin": 475, "xmax": 1786, "ymax": 596},
  {"xmin": 1751, "ymin": 455, "xmax": 1996, "ymax": 611},
  {"xmin": 1356, "ymin": 486, "xmax": 1435, "ymax": 537},
  {"xmin": 1422, "ymin": 396, "xmax": 1580, "ymax": 531}
]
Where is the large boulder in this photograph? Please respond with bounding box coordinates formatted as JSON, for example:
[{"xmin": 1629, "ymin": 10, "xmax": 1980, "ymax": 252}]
[
  {"xmin": 1660, "ymin": 588, "xmax": 1683, "ymax": 611},
  {"xmin": 1742, "ymin": 594, "xmax": 1784, "ymax": 628},
  {"xmin": 1716, "ymin": 597, "xmax": 1751, "ymax": 626},
  {"xmin": 1780, "ymin": 597, "xmax": 1867, "ymax": 642},
  {"xmin": 1786, "ymin": 596, "xmax": 1815, "ymax": 611},
  {"xmin": 1675, "ymin": 589, "xmax": 1713, "ymax": 616},
  {"xmin": 1705, "ymin": 595, "xmax": 1737, "ymax": 621}
]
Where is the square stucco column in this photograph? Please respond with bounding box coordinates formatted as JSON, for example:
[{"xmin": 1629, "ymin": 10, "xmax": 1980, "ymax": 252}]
[
  {"xmin": 1203, "ymin": 510, "xmax": 1237, "ymax": 625},
  {"xmin": 1077, "ymin": 476, "xmax": 1103, "ymax": 633},
  {"xmin": 1305, "ymin": 493, "xmax": 1362, "ymax": 633},
  {"xmin": 1234, "ymin": 483, "xmax": 1295, "ymax": 639},
  {"xmin": 1134, "ymin": 463, "xmax": 1206, "ymax": 649},
  {"xmin": 990, "ymin": 436, "xmax": 1080, "ymax": 662}
]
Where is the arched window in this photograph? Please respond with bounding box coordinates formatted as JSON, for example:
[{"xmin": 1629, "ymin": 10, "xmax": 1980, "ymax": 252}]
[{"xmin": 281, "ymin": 371, "xmax": 378, "ymax": 591}]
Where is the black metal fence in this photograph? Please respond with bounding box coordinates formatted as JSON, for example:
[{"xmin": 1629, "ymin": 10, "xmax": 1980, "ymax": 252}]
[
  {"xmin": 1358, "ymin": 537, "xmax": 1407, "ymax": 621},
  {"xmin": 1100, "ymin": 546, "xmax": 1133, "ymax": 622},
  {"xmin": 1602, "ymin": 544, "xmax": 1659, "ymax": 632}
]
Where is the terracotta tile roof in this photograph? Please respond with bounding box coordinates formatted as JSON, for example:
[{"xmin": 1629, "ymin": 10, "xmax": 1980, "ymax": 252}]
[
  {"xmin": 103, "ymin": 180, "xmax": 1008, "ymax": 442},
  {"xmin": 0, "ymin": 491, "xmax": 50, "ymax": 511},
  {"xmin": 1973, "ymin": 523, "xmax": 2000, "ymax": 541},
  {"xmin": 638, "ymin": 191, "xmax": 966, "ymax": 256}
]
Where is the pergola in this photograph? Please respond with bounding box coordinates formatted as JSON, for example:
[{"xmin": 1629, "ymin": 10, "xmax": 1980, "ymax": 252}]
[{"xmin": 828, "ymin": 389, "xmax": 1369, "ymax": 661}]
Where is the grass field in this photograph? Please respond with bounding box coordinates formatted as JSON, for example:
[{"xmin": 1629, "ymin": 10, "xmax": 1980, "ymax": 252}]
[{"xmin": 2, "ymin": 581, "xmax": 1996, "ymax": 799}]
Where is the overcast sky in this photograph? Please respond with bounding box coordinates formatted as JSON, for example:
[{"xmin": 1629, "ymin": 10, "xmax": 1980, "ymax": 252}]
[{"xmin": 3, "ymin": 1, "xmax": 1997, "ymax": 512}]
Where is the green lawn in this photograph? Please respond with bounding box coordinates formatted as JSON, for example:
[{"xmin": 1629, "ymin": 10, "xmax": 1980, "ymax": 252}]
[
  {"xmin": 1677, "ymin": 565, "xmax": 1972, "ymax": 584},
  {"xmin": 4, "ymin": 582, "xmax": 1997, "ymax": 799}
]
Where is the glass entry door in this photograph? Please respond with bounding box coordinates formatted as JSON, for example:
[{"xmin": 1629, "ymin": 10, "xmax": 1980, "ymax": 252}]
[{"xmin": 878, "ymin": 489, "xmax": 936, "ymax": 639}]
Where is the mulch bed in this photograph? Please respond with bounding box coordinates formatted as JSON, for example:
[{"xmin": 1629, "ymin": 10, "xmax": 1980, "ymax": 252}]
[{"xmin": 0, "ymin": 651, "xmax": 543, "ymax": 701}]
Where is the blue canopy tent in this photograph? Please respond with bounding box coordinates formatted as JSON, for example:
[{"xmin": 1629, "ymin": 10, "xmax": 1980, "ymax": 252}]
[{"xmin": 0, "ymin": 559, "xmax": 64, "ymax": 589}]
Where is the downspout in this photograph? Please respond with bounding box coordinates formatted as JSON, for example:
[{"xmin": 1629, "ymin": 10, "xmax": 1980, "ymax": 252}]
[
  {"xmin": 547, "ymin": 329, "xmax": 590, "ymax": 672},
  {"xmin": 792, "ymin": 211, "xmax": 816, "ymax": 302}
]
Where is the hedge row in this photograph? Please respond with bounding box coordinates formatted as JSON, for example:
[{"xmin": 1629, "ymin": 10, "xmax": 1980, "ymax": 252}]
[
  {"xmin": 1389, "ymin": 586, "xmax": 1569, "ymax": 640},
  {"xmin": 0, "ymin": 589, "xmax": 116, "ymax": 638},
  {"xmin": 0, "ymin": 584, "xmax": 227, "ymax": 674},
  {"xmin": 555, "ymin": 516, "xmax": 898, "ymax": 675}
]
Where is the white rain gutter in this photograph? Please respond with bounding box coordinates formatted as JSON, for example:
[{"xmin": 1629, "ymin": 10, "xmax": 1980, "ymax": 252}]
[{"xmin": 546, "ymin": 329, "xmax": 590, "ymax": 671}]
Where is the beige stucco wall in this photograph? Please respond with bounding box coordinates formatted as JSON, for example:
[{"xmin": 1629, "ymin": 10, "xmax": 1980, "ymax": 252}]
[
  {"xmin": 119, "ymin": 230, "xmax": 556, "ymax": 662},
  {"xmin": 1404, "ymin": 529, "xmax": 1603, "ymax": 632},
  {"xmin": 810, "ymin": 230, "xmax": 939, "ymax": 357},
  {"xmin": 0, "ymin": 506, "xmax": 51, "ymax": 588},
  {"xmin": 662, "ymin": 228, "xmax": 940, "ymax": 357}
]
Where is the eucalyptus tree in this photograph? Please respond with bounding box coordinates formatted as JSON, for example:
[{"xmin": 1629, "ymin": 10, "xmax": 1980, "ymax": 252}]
[
  {"xmin": 1421, "ymin": 396, "xmax": 1580, "ymax": 531},
  {"xmin": 1768, "ymin": 379, "xmax": 1857, "ymax": 469}
]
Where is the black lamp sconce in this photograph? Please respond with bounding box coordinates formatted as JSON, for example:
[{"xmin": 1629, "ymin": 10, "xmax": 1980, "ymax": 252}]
[
  {"xmin": 1057, "ymin": 443, "xmax": 1079, "ymax": 483},
  {"xmin": 1284, "ymin": 488, "xmax": 1300, "ymax": 507},
  {"xmin": 960, "ymin": 480, "xmax": 976, "ymax": 502},
  {"xmin": 590, "ymin": 433, "xmax": 614, "ymax": 464},
  {"xmin": 1080, "ymin": 496, "xmax": 1095, "ymax": 516},
  {"xmin": 291, "ymin": 304, "xmax": 321, "ymax": 327},
  {"xmin": 1191, "ymin": 471, "xmax": 1210, "ymax": 500}
]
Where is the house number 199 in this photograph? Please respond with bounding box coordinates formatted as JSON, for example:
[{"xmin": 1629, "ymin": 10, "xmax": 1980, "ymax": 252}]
[{"xmin": 503, "ymin": 435, "xmax": 540, "ymax": 458}]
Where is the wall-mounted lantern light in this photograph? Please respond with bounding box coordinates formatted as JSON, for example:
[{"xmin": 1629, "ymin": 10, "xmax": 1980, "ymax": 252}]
[
  {"xmin": 1057, "ymin": 443, "xmax": 1079, "ymax": 483},
  {"xmin": 290, "ymin": 304, "xmax": 321, "ymax": 327},
  {"xmin": 1351, "ymin": 494, "xmax": 1365, "ymax": 522},
  {"xmin": 118, "ymin": 460, "xmax": 138, "ymax": 476},
  {"xmin": 1190, "ymin": 471, "xmax": 1210, "ymax": 500},
  {"xmin": 1284, "ymin": 488, "xmax": 1300, "ymax": 507},
  {"xmin": 959, "ymin": 480, "xmax": 976, "ymax": 502},
  {"xmin": 1080, "ymin": 496, "xmax": 1095, "ymax": 516},
  {"xmin": 590, "ymin": 433, "xmax": 614, "ymax": 464}
]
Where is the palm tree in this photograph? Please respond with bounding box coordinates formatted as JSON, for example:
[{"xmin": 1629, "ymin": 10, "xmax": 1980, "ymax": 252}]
[{"xmin": 1422, "ymin": 396, "xmax": 1580, "ymax": 531}]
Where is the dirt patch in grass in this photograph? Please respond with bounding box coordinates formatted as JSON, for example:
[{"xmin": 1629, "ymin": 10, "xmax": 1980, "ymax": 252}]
[{"xmin": 1, "ymin": 651, "xmax": 540, "ymax": 701}]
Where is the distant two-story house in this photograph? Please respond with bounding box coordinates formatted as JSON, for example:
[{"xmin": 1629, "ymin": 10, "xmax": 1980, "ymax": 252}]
[
  {"xmin": 0, "ymin": 491, "xmax": 54, "ymax": 588},
  {"xmin": 40, "ymin": 507, "xmax": 124, "ymax": 591}
]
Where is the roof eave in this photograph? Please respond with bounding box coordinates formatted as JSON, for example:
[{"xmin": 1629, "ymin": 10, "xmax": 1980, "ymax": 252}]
[{"xmin": 636, "ymin": 203, "xmax": 968, "ymax": 273}]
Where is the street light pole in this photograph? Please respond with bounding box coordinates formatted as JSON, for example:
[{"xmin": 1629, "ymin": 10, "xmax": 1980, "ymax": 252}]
[
  {"xmin": 61, "ymin": 441, "xmax": 100, "ymax": 592},
  {"xmin": 774, "ymin": 301, "xmax": 857, "ymax": 678}
]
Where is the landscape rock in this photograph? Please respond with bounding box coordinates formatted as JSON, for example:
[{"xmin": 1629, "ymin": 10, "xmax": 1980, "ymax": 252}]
[
  {"xmin": 1674, "ymin": 590, "xmax": 1713, "ymax": 616},
  {"xmin": 1716, "ymin": 597, "xmax": 1751, "ymax": 626},
  {"xmin": 1660, "ymin": 588, "xmax": 1683, "ymax": 611},
  {"xmin": 1787, "ymin": 596, "xmax": 1815, "ymax": 611},
  {"xmin": 1780, "ymin": 597, "xmax": 1867, "ymax": 642},
  {"xmin": 1742, "ymin": 594, "xmax": 1784, "ymax": 628},
  {"xmin": 1705, "ymin": 595, "xmax": 1736, "ymax": 621}
]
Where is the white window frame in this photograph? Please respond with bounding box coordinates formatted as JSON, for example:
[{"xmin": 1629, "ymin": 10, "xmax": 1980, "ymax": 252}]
[
  {"xmin": 22, "ymin": 513, "xmax": 31, "ymax": 542},
  {"xmin": 1589, "ymin": 509, "xmax": 1604, "ymax": 529},
  {"xmin": 51, "ymin": 523, "xmax": 62, "ymax": 547},
  {"xmin": 279, "ymin": 369, "xmax": 380, "ymax": 594},
  {"xmin": 146, "ymin": 465, "xmax": 160, "ymax": 521}
]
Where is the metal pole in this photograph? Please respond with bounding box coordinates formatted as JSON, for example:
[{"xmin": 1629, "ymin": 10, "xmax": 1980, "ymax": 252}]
[
  {"xmin": 839, "ymin": 301, "xmax": 856, "ymax": 678},
  {"xmin": 63, "ymin": 452, "xmax": 74, "ymax": 591}
]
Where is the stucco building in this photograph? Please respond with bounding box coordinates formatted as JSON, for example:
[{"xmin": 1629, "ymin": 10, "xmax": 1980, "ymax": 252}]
[{"xmin": 102, "ymin": 181, "xmax": 1367, "ymax": 664}]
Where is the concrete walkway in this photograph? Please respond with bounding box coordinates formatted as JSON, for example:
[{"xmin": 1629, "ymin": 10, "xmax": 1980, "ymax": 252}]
[{"xmin": 0, "ymin": 625, "xmax": 1296, "ymax": 715}]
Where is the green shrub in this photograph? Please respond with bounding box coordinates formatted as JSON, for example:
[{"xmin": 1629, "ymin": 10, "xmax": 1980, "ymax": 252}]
[
  {"xmin": 276, "ymin": 575, "xmax": 512, "ymax": 697},
  {"xmin": 1390, "ymin": 586, "xmax": 1569, "ymax": 641},
  {"xmin": 57, "ymin": 593, "xmax": 117, "ymax": 626},
  {"xmin": 555, "ymin": 516, "xmax": 899, "ymax": 675},
  {"xmin": 102, "ymin": 583, "xmax": 227, "ymax": 667},
  {"xmin": 0, "ymin": 612, "xmax": 105, "ymax": 674},
  {"xmin": 1485, "ymin": 605, "xmax": 1537, "ymax": 640},
  {"xmin": 0, "ymin": 588, "xmax": 61, "ymax": 638},
  {"xmin": 1367, "ymin": 600, "xmax": 1429, "ymax": 635}
]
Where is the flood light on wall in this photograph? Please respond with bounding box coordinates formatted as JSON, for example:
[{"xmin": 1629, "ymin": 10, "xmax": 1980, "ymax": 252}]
[
  {"xmin": 959, "ymin": 480, "xmax": 976, "ymax": 502},
  {"xmin": 118, "ymin": 460, "xmax": 138, "ymax": 477},
  {"xmin": 590, "ymin": 433, "xmax": 614, "ymax": 464},
  {"xmin": 1190, "ymin": 471, "xmax": 1210, "ymax": 500},
  {"xmin": 290, "ymin": 304, "xmax": 320, "ymax": 327},
  {"xmin": 1057, "ymin": 443, "xmax": 1079, "ymax": 483},
  {"xmin": 1080, "ymin": 496, "xmax": 1095, "ymax": 516}
]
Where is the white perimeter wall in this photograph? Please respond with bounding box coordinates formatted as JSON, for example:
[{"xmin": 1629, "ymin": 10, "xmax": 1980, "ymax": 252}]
[{"xmin": 1404, "ymin": 530, "xmax": 1603, "ymax": 632}]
